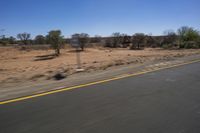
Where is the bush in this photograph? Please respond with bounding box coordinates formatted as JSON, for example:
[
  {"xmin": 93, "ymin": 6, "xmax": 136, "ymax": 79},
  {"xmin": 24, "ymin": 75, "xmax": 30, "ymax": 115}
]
[
  {"xmin": 178, "ymin": 41, "xmax": 200, "ymax": 49},
  {"xmin": 111, "ymin": 32, "xmax": 122, "ymax": 48},
  {"xmin": 104, "ymin": 38, "xmax": 113, "ymax": 47},
  {"xmin": 34, "ymin": 35, "xmax": 46, "ymax": 44},
  {"xmin": 130, "ymin": 33, "xmax": 146, "ymax": 50},
  {"xmin": 46, "ymin": 30, "xmax": 64, "ymax": 56},
  {"xmin": 162, "ymin": 44, "xmax": 174, "ymax": 49},
  {"xmin": 104, "ymin": 33, "xmax": 124, "ymax": 48},
  {"xmin": 177, "ymin": 26, "xmax": 200, "ymax": 48},
  {"xmin": 121, "ymin": 34, "xmax": 131, "ymax": 48},
  {"xmin": 0, "ymin": 40, "xmax": 8, "ymax": 46}
]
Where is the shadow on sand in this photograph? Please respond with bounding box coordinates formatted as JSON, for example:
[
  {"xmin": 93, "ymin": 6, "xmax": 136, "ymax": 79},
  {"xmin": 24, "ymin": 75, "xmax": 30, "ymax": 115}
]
[{"xmin": 34, "ymin": 54, "xmax": 57, "ymax": 61}]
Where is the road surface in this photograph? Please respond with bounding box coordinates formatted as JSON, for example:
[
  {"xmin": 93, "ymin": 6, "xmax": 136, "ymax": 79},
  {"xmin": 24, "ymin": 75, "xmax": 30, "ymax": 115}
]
[{"xmin": 0, "ymin": 62, "xmax": 200, "ymax": 133}]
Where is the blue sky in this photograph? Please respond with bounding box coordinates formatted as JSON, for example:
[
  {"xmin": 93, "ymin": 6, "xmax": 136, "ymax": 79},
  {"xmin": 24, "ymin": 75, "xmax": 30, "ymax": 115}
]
[{"xmin": 0, "ymin": 0, "xmax": 199, "ymax": 38}]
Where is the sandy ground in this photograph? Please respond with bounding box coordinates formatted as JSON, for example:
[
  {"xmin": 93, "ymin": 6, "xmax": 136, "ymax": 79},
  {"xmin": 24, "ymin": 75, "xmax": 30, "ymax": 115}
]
[{"xmin": 1, "ymin": 47, "xmax": 200, "ymax": 85}]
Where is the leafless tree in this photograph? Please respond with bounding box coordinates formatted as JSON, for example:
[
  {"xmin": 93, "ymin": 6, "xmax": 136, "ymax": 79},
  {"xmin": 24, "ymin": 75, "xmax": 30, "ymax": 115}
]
[
  {"xmin": 130, "ymin": 33, "xmax": 146, "ymax": 50},
  {"xmin": 17, "ymin": 32, "xmax": 31, "ymax": 45}
]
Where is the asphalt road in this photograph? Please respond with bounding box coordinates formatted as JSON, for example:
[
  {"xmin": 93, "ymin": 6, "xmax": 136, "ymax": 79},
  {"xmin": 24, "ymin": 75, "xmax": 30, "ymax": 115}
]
[{"xmin": 0, "ymin": 62, "xmax": 200, "ymax": 133}]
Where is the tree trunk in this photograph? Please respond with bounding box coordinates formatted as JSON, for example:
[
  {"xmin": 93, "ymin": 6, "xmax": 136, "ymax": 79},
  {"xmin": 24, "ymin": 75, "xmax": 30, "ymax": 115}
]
[
  {"xmin": 137, "ymin": 43, "xmax": 140, "ymax": 49},
  {"xmin": 55, "ymin": 48, "xmax": 60, "ymax": 56},
  {"xmin": 81, "ymin": 46, "xmax": 84, "ymax": 51}
]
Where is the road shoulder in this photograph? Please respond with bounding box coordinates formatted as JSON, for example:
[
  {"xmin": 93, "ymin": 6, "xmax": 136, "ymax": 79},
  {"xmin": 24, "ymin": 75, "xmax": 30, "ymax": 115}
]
[{"xmin": 0, "ymin": 54, "xmax": 200, "ymax": 102}]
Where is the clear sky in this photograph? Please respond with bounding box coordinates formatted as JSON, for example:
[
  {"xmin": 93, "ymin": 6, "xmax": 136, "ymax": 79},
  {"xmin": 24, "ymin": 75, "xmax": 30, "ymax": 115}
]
[{"xmin": 0, "ymin": 0, "xmax": 199, "ymax": 38}]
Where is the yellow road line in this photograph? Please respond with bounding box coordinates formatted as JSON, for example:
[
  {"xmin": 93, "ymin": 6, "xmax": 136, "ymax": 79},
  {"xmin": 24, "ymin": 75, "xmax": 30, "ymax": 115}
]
[{"xmin": 0, "ymin": 59, "xmax": 200, "ymax": 105}]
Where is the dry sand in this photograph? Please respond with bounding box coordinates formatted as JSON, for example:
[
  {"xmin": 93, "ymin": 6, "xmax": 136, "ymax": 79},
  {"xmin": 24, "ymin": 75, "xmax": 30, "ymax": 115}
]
[{"xmin": 1, "ymin": 47, "xmax": 200, "ymax": 84}]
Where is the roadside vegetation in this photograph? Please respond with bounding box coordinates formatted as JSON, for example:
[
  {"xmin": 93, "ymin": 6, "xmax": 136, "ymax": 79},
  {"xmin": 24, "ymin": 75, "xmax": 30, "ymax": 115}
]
[
  {"xmin": 0, "ymin": 26, "xmax": 200, "ymax": 84},
  {"xmin": 0, "ymin": 26, "xmax": 200, "ymax": 52},
  {"xmin": 0, "ymin": 26, "xmax": 199, "ymax": 55},
  {"xmin": 46, "ymin": 30, "xmax": 64, "ymax": 56},
  {"xmin": 1, "ymin": 47, "xmax": 200, "ymax": 84}
]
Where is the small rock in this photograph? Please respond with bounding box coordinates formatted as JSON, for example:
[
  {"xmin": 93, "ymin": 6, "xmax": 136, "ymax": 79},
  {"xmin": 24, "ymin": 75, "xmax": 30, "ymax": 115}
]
[{"xmin": 53, "ymin": 73, "xmax": 66, "ymax": 80}]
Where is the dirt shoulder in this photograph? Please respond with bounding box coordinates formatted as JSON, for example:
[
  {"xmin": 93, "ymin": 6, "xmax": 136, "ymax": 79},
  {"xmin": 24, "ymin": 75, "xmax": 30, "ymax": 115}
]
[
  {"xmin": 0, "ymin": 47, "xmax": 200, "ymax": 101},
  {"xmin": 1, "ymin": 47, "xmax": 200, "ymax": 85}
]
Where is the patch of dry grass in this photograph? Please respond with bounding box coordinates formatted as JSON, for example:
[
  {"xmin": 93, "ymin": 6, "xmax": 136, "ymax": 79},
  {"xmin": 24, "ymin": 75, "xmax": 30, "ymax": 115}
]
[{"xmin": 0, "ymin": 47, "xmax": 200, "ymax": 84}]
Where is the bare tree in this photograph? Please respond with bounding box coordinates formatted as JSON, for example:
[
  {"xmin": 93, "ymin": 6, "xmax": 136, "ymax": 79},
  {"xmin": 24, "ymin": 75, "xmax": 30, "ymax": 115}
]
[
  {"xmin": 145, "ymin": 35, "xmax": 155, "ymax": 47},
  {"xmin": 17, "ymin": 32, "xmax": 31, "ymax": 45},
  {"xmin": 8, "ymin": 36, "xmax": 16, "ymax": 44},
  {"xmin": 90, "ymin": 35, "xmax": 101, "ymax": 43},
  {"xmin": 111, "ymin": 32, "xmax": 122, "ymax": 48},
  {"xmin": 130, "ymin": 33, "xmax": 146, "ymax": 50},
  {"xmin": 121, "ymin": 34, "xmax": 131, "ymax": 48},
  {"xmin": 162, "ymin": 30, "xmax": 177, "ymax": 47}
]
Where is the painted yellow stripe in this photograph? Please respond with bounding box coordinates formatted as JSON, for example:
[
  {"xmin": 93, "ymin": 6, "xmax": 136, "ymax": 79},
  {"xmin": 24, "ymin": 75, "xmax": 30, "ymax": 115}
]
[{"xmin": 0, "ymin": 59, "xmax": 200, "ymax": 105}]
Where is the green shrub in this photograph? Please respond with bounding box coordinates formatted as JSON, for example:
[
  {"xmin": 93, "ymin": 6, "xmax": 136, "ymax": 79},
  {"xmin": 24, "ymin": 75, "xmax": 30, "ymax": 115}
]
[
  {"xmin": 162, "ymin": 44, "xmax": 174, "ymax": 49},
  {"xmin": 179, "ymin": 41, "xmax": 200, "ymax": 49}
]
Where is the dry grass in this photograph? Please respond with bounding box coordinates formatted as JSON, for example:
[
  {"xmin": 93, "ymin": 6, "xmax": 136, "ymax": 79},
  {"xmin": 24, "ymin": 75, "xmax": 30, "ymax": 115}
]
[{"xmin": 0, "ymin": 47, "xmax": 200, "ymax": 84}]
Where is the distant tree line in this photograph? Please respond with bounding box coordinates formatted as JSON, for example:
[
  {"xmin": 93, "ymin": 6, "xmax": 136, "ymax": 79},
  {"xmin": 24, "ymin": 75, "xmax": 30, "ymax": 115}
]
[
  {"xmin": 0, "ymin": 26, "xmax": 200, "ymax": 56},
  {"xmin": 104, "ymin": 26, "xmax": 200, "ymax": 50}
]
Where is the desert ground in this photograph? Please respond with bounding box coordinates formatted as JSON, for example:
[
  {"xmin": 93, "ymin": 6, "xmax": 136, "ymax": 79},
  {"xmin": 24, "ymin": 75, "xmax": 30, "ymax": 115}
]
[{"xmin": 1, "ymin": 46, "xmax": 200, "ymax": 85}]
